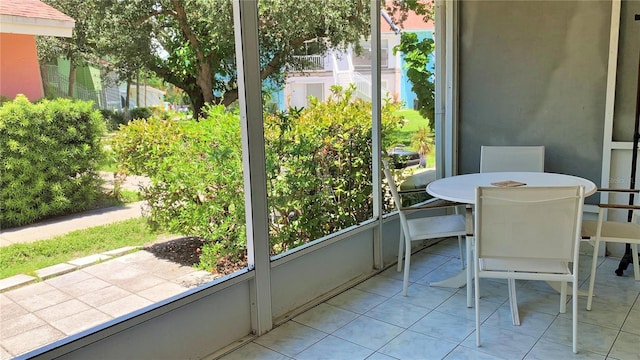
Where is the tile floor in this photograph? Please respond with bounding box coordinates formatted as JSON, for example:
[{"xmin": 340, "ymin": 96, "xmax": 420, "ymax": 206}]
[{"xmin": 219, "ymin": 238, "xmax": 640, "ymax": 360}]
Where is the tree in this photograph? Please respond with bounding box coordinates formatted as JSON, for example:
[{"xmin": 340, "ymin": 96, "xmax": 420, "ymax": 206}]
[
  {"xmin": 40, "ymin": 0, "xmax": 428, "ymax": 118},
  {"xmin": 393, "ymin": 32, "xmax": 435, "ymax": 128},
  {"xmin": 39, "ymin": 0, "xmax": 102, "ymax": 97},
  {"xmin": 103, "ymin": 0, "xmax": 373, "ymax": 118},
  {"xmin": 386, "ymin": 0, "xmax": 435, "ymax": 127},
  {"xmin": 100, "ymin": 0, "xmax": 369, "ymax": 116}
]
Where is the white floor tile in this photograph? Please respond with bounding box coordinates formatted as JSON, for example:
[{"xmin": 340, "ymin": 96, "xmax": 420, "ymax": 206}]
[
  {"xmin": 253, "ymin": 321, "xmax": 326, "ymax": 357},
  {"xmin": 409, "ymin": 310, "xmax": 475, "ymax": 343},
  {"xmin": 444, "ymin": 345, "xmax": 504, "ymax": 360},
  {"xmin": 326, "ymin": 288, "xmax": 388, "ymax": 314},
  {"xmin": 293, "ymin": 303, "xmax": 358, "ymax": 333},
  {"xmin": 461, "ymin": 324, "xmax": 538, "ymax": 359},
  {"xmin": 378, "ymin": 330, "xmax": 457, "ymax": 360},
  {"xmin": 332, "ymin": 316, "xmax": 404, "ymax": 350},
  {"xmin": 622, "ymin": 309, "xmax": 640, "ymax": 335},
  {"xmin": 219, "ymin": 342, "xmax": 291, "ymax": 360},
  {"xmin": 541, "ymin": 317, "xmax": 618, "ymax": 356},
  {"xmin": 608, "ymin": 331, "xmax": 640, "ymax": 360},
  {"xmin": 482, "ymin": 303, "xmax": 556, "ymax": 339},
  {"xmin": 295, "ymin": 335, "xmax": 374, "ymax": 360},
  {"xmin": 364, "ymin": 298, "xmax": 432, "ymax": 328},
  {"xmin": 223, "ymin": 250, "xmax": 638, "ymax": 360},
  {"xmin": 391, "ymin": 282, "xmax": 455, "ymax": 309},
  {"xmin": 523, "ymin": 339, "xmax": 605, "ymax": 359}
]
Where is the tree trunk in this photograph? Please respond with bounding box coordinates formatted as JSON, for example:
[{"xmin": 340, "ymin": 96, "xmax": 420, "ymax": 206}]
[
  {"xmin": 136, "ymin": 72, "xmax": 141, "ymax": 107},
  {"xmin": 186, "ymin": 87, "xmax": 206, "ymax": 121},
  {"xmin": 170, "ymin": 0, "xmax": 214, "ymax": 114},
  {"xmin": 196, "ymin": 62, "xmax": 214, "ymax": 106},
  {"xmin": 125, "ymin": 78, "xmax": 132, "ymax": 111},
  {"xmin": 40, "ymin": 65, "xmax": 49, "ymax": 98},
  {"xmin": 67, "ymin": 62, "xmax": 76, "ymax": 98}
]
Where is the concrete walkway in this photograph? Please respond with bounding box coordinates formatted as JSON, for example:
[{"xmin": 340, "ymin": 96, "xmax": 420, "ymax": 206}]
[
  {"xmin": 0, "ymin": 201, "xmax": 146, "ymax": 247},
  {"xmin": 0, "ymin": 176, "xmax": 217, "ymax": 358}
]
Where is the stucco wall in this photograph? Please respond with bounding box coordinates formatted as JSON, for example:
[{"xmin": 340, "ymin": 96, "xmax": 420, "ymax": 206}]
[
  {"xmin": 457, "ymin": 0, "xmax": 611, "ymax": 196},
  {"xmin": 0, "ymin": 33, "xmax": 43, "ymax": 100}
]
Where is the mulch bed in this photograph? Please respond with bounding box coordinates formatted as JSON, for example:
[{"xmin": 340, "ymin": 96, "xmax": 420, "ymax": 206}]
[{"xmin": 143, "ymin": 236, "xmax": 248, "ymax": 276}]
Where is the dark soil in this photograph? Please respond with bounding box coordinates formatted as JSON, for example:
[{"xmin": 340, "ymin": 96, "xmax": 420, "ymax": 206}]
[
  {"xmin": 103, "ymin": 175, "xmax": 249, "ymax": 277},
  {"xmin": 143, "ymin": 236, "xmax": 248, "ymax": 276}
]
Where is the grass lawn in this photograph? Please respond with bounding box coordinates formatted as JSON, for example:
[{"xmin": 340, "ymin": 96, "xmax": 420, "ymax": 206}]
[
  {"xmin": 393, "ymin": 109, "xmax": 430, "ymax": 147},
  {"xmin": 0, "ymin": 218, "xmax": 163, "ymax": 279},
  {"xmin": 392, "ymin": 109, "xmax": 436, "ymax": 168}
]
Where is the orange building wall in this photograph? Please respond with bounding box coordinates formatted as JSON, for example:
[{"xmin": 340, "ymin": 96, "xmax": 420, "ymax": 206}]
[{"xmin": 0, "ymin": 33, "xmax": 43, "ymax": 100}]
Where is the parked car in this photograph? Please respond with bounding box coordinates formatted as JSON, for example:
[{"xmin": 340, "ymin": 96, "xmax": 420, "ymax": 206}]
[{"xmin": 388, "ymin": 146, "xmax": 420, "ymax": 169}]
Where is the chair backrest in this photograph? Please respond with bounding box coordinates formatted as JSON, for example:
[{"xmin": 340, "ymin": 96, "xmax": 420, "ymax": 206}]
[
  {"xmin": 382, "ymin": 160, "xmax": 411, "ymax": 235},
  {"xmin": 480, "ymin": 146, "xmax": 545, "ymax": 173},
  {"xmin": 475, "ymin": 186, "xmax": 584, "ymax": 263}
]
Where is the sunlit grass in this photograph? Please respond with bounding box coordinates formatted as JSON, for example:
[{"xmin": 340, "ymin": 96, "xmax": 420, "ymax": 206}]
[
  {"xmin": 393, "ymin": 109, "xmax": 430, "ymax": 147},
  {"xmin": 0, "ymin": 218, "xmax": 162, "ymax": 279},
  {"xmin": 392, "ymin": 109, "xmax": 435, "ymax": 167}
]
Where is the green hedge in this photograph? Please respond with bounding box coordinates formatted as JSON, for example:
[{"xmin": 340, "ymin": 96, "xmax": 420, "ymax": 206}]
[
  {"xmin": 111, "ymin": 106, "xmax": 245, "ymax": 271},
  {"xmin": 111, "ymin": 86, "xmax": 404, "ymax": 271},
  {"xmin": 0, "ymin": 95, "xmax": 106, "ymax": 227}
]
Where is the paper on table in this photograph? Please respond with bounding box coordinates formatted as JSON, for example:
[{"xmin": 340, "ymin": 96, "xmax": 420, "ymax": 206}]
[{"xmin": 490, "ymin": 180, "xmax": 526, "ymax": 187}]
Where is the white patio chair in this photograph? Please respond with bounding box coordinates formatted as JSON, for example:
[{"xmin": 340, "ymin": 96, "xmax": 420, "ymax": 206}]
[
  {"xmin": 582, "ymin": 188, "xmax": 640, "ymax": 311},
  {"xmin": 382, "ymin": 160, "xmax": 467, "ymax": 296},
  {"xmin": 474, "ymin": 186, "xmax": 584, "ymax": 353},
  {"xmin": 464, "ymin": 145, "xmax": 545, "ymax": 306},
  {"xmin": 480, "ymin": 145, "xmax": 545, "ymax": 173}
]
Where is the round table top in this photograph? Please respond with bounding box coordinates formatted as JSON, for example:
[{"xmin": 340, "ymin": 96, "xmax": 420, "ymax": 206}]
[{"xmin": 426, "ymin": 172, "xmax": 597, "ymax": 204}]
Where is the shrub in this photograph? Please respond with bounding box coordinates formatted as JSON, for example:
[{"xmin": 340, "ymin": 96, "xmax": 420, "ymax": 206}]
[
  {"xmin": 128, "ymin": 107, "xmax": 154, "ymax": 120},
  {"xmin": 100, "ymin": 109, "xmax": 128, "ymax": 131},
  {"xmin": 111, "ymin": 107, "xmax": 245, "ymax": 271},
  {"xmin": 0, "ymin": 95, "xmax": 106, "ymax": 227},
  {"xmin": 264, "ymin": 86, "xmax": 403, "ymax": 252},
  {"xmin": 111, "ymin": 87, "xmax": 404, "ymax": 270}
]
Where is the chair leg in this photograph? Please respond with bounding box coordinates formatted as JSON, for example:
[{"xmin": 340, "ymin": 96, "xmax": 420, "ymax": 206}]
[
  {"xmin": 632, "ymin": 243, "xmax": 639, "ymax": 281},
  {"xmin": 467, "ymin": 236, "xmax": 473, "ymax": 308},
  {"xmin": 458, "ymin": 235, "xmax": 465, "ymax": 270},
  {"xmin": 402, "ymin": 236, "xmax": 411, "ymax": 296},
  {"xmin": 474, "ymin": 267, "xmax": 481, "ymax": 347},
  {"xmin": 508, "ymin": 278, "xmax": 520, "ymax": 326},
  {"xmin": 559, "ymin": 281, "xmax": 567, "ymax": 314},
  {"xmin": 572, "ymin": 279, "xmax": 578, "ymax": 354},
  {"xmin": 586, "ymin": 239, "xmax": 600, "ymax": 311},
  {"xmin": 397, "ymin": 229, "xmax": 404, "ymax": 272}
]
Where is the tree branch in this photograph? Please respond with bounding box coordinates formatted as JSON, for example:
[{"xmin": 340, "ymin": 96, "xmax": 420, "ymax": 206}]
[{"xmin": 133, "ymin": 9, "xmax": 177, "ymax": 26}]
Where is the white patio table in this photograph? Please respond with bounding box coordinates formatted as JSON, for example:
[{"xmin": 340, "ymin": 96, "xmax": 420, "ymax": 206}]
[{"xmin": 426, "ymin": 172, "xmax": 597, "ymax": 302}]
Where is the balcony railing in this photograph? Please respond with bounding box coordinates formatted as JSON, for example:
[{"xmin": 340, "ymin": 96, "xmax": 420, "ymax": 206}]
[{"xmin": 292, "ymin": 55, "xmax": 327, "ymax": 71}]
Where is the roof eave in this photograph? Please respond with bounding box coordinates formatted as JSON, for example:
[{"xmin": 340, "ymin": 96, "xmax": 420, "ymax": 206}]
[{"xmin": 0, "ymin": 14, "xmax": 74, "ymax": 37}]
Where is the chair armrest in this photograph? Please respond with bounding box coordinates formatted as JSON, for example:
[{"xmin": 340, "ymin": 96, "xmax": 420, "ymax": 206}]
[
  {"xmin": 397, "ymin": 188, "xmax": 429, "ymax": 196},
  {"xmin": 597, "ymin": 204, "xmax": 640, "ymax": 210},
  {"xmin": 596, "ymin": 188, "xmax": 640, "ymax": 194},
  {"xmin": 593, "ymin": 188, "xmax": 640, "ymax": 210},
  {"xmin": 399, "ymin": 198, "xmax": 465, "ymax": 212}
]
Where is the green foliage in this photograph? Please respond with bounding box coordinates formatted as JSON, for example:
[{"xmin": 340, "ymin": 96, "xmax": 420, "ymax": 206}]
[
  {"xmin": 0, "ymin": 95, "xmax": 106, "ymax": 227},
  {"xmin": 393, "ymin": 32, "xmax": 435, "ymax": 129},
  {"xmin": 100, "ymin": 109, "xmax": 128, "ymax": 131},
  {"xmin": 111, "ymin": 107, "xmax": 246, "ymax": 270},
  {"xmin": 392, "ymin": 109, "xmax": 429, "ymax": 147},
  {"xmin": 109, "ymin": 116, "xmax": 185, "ymax": 176},
  {"xmin": 129, "ymin": 107, "xmax": 154, "ymax": 120},
  {"xmin": 111, "ymin": 87, "xmax": 404, "ymax": 270},
  {"xmin": 0, "ymin": 218, "xmax": 157, "ymax": 279},
  {"xmin": 411, "ymin": 126, "xmax": 434, "ymax": 168},
  {"xmin": 265, "ymin": 86, "xmax": 404, "ymax": 252}
]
